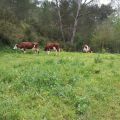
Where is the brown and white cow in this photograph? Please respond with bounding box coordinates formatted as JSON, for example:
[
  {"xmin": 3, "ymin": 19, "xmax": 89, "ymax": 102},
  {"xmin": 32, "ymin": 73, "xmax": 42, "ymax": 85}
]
[
  {"xmin": 13, "ymin": 42, "xmax": 39, "ymax": 53},
  {"xmin": 44, "ymin": 42, "xmax": 60, "ymax": 55},
  {"xmin": 83, "ymin": 44, "xmax": 92, "ymax": 53}
]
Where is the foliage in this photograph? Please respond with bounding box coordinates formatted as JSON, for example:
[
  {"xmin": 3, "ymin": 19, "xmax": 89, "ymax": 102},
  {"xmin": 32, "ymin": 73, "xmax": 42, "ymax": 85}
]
[
  {"xmin": 91, "ymin": 18, "xmax": 120, "ymax": 53},
  {"xmin": 0, "ymin": 0, "xmax": 115, "ymax": 52},
  {"xmin": 0, "ymin": 20, "xmax": 23, "ymax": 45}
]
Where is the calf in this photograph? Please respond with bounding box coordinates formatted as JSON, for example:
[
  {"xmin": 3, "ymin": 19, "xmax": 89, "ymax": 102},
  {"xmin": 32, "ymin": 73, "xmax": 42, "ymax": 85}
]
[{"xmin": 13, "ymin": 42, "xmax": 39, "ymax": 53}]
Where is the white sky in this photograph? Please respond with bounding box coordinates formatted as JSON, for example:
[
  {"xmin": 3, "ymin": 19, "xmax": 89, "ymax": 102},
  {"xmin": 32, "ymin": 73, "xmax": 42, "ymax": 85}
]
[
  {"xmin": 47, "ymin": 0, "xmax": 111, "ymax": 5},
  {"xmin": 99, "ymin": 0, "xmax": 110, "ymax": 5}
]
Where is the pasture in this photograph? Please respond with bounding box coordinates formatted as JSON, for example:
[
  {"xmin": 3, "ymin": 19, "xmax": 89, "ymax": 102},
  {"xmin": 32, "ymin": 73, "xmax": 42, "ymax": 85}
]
[{"xmin": 0, "ymin": 51, "xmax": 120, "ymax": 120}]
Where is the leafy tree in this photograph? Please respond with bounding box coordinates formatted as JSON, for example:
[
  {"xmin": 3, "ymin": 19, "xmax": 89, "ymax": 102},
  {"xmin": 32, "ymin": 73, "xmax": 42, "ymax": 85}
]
[{"xmin": 91, "ymin": 17, "xmax": 120, "ymax": 53}]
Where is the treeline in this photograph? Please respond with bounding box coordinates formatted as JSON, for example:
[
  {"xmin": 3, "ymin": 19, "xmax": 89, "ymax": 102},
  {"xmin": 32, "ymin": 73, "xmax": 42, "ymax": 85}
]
[{"xmin": 0, "ymin": 0, "xmax": 120, "ymax": 52}]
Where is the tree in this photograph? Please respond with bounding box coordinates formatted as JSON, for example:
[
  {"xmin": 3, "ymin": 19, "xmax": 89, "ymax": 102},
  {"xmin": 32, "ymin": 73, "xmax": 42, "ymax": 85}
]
[
  {"xmin": 91, "ymin": 17, "xmax": 120, "ymax": 53},
  {"xmin": 70, "ymin": 0, "xmax": 95, "ymax": 44},
  {"xmin": 111, "ymin": 0, "xmax": 120, "ymax": 17}
]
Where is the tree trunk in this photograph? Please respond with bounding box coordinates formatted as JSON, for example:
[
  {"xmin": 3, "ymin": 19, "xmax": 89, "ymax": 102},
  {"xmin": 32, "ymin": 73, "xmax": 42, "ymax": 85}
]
[
  {"xmin": 55, "ymin": 0, "xmax": 65, "ymax": 43},
  {"xmin": 70, "ymin": 0, "xmax": 82, "ymax": 44}
]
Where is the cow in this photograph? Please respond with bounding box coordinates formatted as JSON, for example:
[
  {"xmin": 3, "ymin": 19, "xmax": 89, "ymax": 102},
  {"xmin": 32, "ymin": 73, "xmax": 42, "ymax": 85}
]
[
  {"xmin": 13, "ymin": 42, "xmax": 39, "ymax": 53},
  {"xmin": 83, "ymin": 44, "xmax": 92, "ymax": 53},
  {"xmin": 44, "ymin": 42, "xmax": 60, "ymax": 55}
]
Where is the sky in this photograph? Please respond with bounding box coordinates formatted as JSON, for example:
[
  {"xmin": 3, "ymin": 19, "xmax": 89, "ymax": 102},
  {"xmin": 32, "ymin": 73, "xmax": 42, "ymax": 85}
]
[
  {"xmin": 47, "ymin": 0, "xmax": 111, "ymax": 5},
  {"xmin": 49, "ymin": 0, "xmax": 110, "ymax": 4},
  {"xmin": 99, "ymin": 0, "xmax": 111, "ymax": 5}
]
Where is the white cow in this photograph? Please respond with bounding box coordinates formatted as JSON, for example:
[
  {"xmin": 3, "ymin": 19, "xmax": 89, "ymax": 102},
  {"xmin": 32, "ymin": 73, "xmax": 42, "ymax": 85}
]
[{"xmin": 83, "ymin": 44, "xmax": 92, "ymax": 53}]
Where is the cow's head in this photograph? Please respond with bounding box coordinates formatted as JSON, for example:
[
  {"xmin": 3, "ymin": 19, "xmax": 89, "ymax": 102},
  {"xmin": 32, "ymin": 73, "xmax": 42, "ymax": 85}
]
[{"xmin": 13, "ymin": 44, "xmax": 18, "ymax": 49}]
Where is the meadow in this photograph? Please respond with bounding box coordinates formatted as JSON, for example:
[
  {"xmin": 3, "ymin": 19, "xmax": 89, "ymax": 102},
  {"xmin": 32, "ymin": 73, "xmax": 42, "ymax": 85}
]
[{"xmin": 0, "ymin": 50, "xmax": 120, "ymax": 120}]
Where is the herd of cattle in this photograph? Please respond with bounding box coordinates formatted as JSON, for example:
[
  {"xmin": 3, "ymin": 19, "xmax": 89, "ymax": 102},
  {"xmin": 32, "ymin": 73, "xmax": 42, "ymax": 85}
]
[{"xmin": 13, "ymin": 41, "xmax": 92, "ymax": 54}]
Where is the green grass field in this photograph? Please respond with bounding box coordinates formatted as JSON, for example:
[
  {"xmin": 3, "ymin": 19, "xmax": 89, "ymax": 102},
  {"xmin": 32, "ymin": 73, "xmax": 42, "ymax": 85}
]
[{"xmin": 0, "ymin": 51, "xmax": 120, "ymax": 120}]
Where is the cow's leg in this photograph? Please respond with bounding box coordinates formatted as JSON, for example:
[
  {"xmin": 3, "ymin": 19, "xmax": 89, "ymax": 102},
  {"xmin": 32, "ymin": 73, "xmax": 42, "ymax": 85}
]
[
  {"xmin": 32, "ymin": 47, "xmax": 35, "ymax": 53},
  {"xmin": 58, "ymin": 48, "xmax": 60, "ymax": 52},
  {"xmin": 47, "ymin": 50, "xmax": 50, "ymax": 55},
  {"xmin": 55, "ymin": 49, "xmax": 57, "ymax": 55},
  {"xmin": 23, "ymin": 48, "xmax": 26, "ymax": 53},
  {"xmin": 24, "ymin": 50, "xmax": 26, "ymax": 53},
  {"xmin": 58, "ymin": 48, "xmax": 60, "ymax": 55},
  {"xmin": 32, "ymin": 47, "xmax": 39, "ymax": 54},
  {"xmin": 13, "ymin": 44, "xmax": 17, "ymax": 49},
  {"xmin": 34, "ymin": 49, "xmax": 39, "ymax": 54},
  {"xmin": 53, "ymin": 47, "xmax": 58, "ymax": 55},
  {"xmin": 34, "ymin": 49, "xmax": 37, "ymax": 54},
  {"xmin": 56, "ymin": 49, "xmax": 60, "ymax": 55},
  {"xmin": 20, "ymin": 48, "xmax": 25, "ymax": 53},
  {"xmin": 36, "ymin": 48, "xmax": 39, "ymax": 54}
]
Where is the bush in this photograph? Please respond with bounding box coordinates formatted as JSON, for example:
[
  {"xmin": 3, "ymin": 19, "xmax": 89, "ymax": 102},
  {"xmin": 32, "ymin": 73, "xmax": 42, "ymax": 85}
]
[{"xmin": 0, "ymin": 20, "xmax": 23, "ymax": 46}]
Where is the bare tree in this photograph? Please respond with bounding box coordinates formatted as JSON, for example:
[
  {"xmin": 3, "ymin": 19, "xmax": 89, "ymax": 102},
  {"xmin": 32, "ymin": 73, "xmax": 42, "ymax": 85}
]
[
  {"xmin": 55, "ymin": 0, "xmax": 65, "ymax": 43},
  {"xmin": 70, "ymin": 0, "xmax": 95, "ymax": 44}
]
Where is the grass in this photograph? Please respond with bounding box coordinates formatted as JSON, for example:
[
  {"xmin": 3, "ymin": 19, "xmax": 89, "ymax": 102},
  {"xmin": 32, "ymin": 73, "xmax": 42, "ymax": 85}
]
[{"xmin": 0, "ymin": 50, "xmax": 120, "ymax": 120}]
